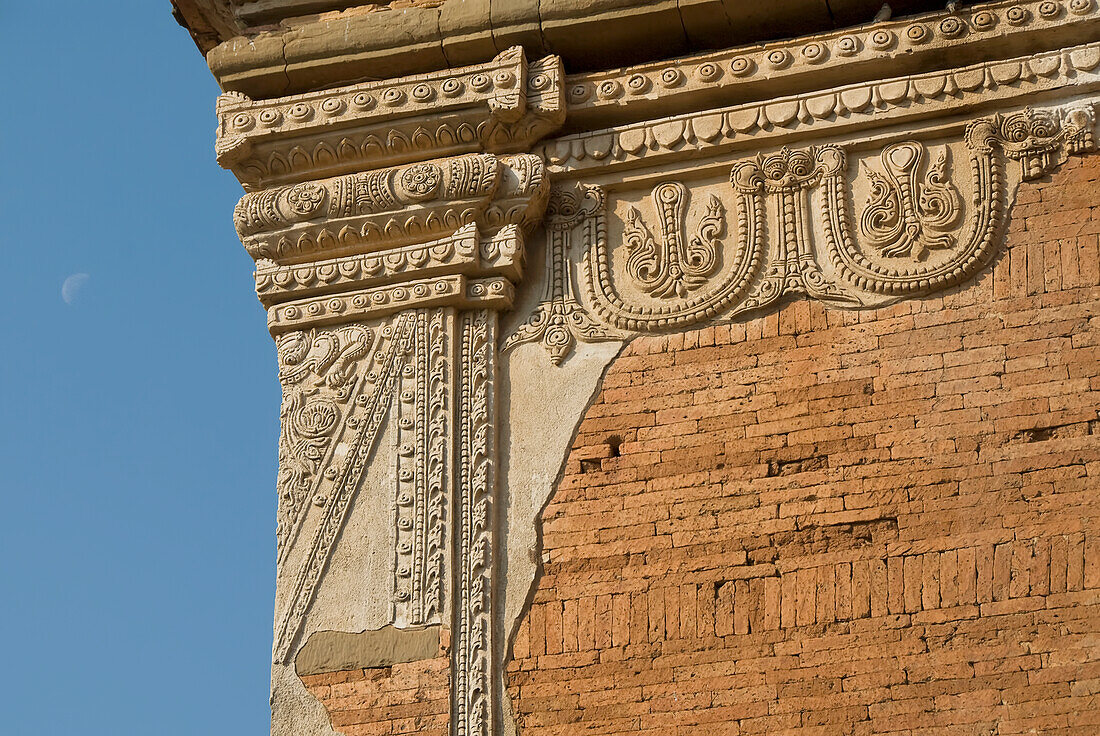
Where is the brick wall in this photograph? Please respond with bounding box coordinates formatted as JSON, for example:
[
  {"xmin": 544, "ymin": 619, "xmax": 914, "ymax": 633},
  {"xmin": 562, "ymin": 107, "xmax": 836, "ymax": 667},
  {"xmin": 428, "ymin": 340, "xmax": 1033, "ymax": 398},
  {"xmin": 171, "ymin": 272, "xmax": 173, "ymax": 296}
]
[
  {"xmin": 505, "ymin": 154, "xmax": 1100, "ymax": 734},
  {"xmin": 301, "ymin": 653, "xmax": 449, "ymax": 735}
]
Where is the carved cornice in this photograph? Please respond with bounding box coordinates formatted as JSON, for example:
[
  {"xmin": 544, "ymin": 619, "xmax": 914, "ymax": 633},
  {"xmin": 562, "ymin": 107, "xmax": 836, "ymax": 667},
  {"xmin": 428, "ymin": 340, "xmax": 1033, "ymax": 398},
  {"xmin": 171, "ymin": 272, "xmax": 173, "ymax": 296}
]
[
  {"xmin": 235, "ymin": 152, "xmax": 546, "ymax": 268},
  {"xmin": 255, "ymin": 223, "xmax": 524, "ymax": 305},
  {"xmin": 217, "ymin": 47, "xmax": 564, "ymax": 190},
  {"xmin": 267, "ymin": 274, "xmax": 514, "ymax": 332},
  {"xmin": 563, "ymin": 0, "xmax": 1100, "ymax": 130},
  {"xmin": 544, "ymin": 41, "xmax": 1100, "ymax": 176}
]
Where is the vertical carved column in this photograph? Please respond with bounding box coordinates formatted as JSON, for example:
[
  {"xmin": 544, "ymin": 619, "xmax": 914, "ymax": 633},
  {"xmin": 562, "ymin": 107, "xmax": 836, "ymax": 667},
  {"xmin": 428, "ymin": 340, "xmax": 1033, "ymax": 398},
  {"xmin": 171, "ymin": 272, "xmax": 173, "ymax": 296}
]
[
  {"xmin": 455, "ymin": 309, "xmax": 496, "ymax": 736},
  {"xmin": 216, "ymin": 47, "xmax": 564, "ymax": 736}
]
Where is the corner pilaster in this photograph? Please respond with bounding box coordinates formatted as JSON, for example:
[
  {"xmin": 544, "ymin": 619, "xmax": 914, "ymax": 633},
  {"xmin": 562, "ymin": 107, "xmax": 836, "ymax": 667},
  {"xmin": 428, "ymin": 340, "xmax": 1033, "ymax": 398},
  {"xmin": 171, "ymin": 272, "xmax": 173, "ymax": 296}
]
[{"xmin": 217, "ymin": 46, "xmax": 565, "ymax": 736}]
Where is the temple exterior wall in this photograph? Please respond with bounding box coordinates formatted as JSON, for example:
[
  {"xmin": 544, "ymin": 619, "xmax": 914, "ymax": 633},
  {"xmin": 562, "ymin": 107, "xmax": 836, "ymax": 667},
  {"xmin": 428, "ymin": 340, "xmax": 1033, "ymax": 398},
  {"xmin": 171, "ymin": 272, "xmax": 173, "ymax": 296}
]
[
  {"xmin": 170, "ymin": 1, "xmax": 1100, "ymax": 733},
  {"xmin": 509, "ymin": 154, "xmax": 1100, "ymax": 734}
]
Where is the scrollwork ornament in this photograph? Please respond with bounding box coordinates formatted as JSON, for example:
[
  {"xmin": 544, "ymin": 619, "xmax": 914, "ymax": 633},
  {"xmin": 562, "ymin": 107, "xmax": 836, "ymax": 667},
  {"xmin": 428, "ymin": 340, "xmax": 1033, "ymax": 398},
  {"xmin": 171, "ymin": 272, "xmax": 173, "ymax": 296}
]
[
  {"xmin": 503, "ymin": 185, "xmax": 622, "ymax": 364},
  {"xmin": 859, "ymin": 143, "xmax": 962, "ymax": 260},
  {"xmin": 822, "ymin": 103, "xmax": 1096, "ymax": 296},
  {"xmin": 273, "ymin": 325, "xmax": 374, "ymax": 564},
  {"xmin": 273, "ymin": 315, "xmax": 415, "ymax": 664},
  {"xmin": 623, "ymin": 182, "xmax": 725, "ymax": 298}
]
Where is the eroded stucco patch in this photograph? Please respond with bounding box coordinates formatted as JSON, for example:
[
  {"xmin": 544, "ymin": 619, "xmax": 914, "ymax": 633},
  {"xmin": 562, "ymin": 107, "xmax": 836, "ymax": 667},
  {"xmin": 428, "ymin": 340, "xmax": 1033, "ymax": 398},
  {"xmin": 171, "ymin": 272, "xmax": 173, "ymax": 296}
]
[{"xmin": 296, "ymin": 624, "xmax": 442, "ymax": 675}]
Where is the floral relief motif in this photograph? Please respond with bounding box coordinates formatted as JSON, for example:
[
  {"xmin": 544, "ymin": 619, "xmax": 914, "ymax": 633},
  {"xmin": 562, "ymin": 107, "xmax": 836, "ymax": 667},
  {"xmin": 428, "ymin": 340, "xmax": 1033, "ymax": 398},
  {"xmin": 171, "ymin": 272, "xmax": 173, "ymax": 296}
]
[
  {"xmin": 503, "ymin": 185, "xmax": 622, "ymax": 364},
  {"xmin": 860, "ymin": 142, "xmax": 962, "ymax": 259},
  {"xmin": 274, "ymin": 326, "xmax": 374, "ymax": 563},
  {"xmin": 623, "ymin": 182, "xmax": 725, "ymax": 298},
  {"xmin": 273, "ymin": 316, "xmax": 415, "ymax": 664},
  {"xmin": 822, "ymin": 104, "xmax": 1096, "ymax": 295},
  {"xmin": 573, "ymin": 103, "xmax": 1096, "ymax": 339}
]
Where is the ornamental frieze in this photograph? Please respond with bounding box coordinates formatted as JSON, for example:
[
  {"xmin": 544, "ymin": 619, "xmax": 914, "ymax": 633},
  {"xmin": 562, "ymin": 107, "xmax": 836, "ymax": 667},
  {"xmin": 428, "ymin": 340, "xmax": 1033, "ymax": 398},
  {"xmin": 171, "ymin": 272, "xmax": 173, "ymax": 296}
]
[{"xmin": 507, "ymin": 104, "xmax": 1096, "ymax": 358}]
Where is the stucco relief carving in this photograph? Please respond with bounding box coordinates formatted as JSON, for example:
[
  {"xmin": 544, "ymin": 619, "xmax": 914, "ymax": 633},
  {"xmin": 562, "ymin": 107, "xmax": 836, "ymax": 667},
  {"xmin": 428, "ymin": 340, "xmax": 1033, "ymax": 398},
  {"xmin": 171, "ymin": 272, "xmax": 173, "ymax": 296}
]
[
  {"xmin": 564, "ymin": 0, "xmax": 1099, "ymax": 127},
  {"xmin": 274, "ymin": 314, "xmax": 415, "ymax": 663},
  {"xmin": 823, "ymin": 105, "xmax": 1096, "ymax": 296},
  {"xmin": 515, "ymin": 103, "xmax": 1097, "ymax": 343},
  {"xmin": 544, "ymin": 40, "xmax": 1100, "ymax": 174},
  {"xmin": 859, "ymin": 143, "xmax": 963, "ymax": 260},
  {"xmin": 455, "ymin": 309, "xmax": 497, "ymax": 736},
  {"xmin": 275, "ymin": 325, "xmax": 374, "ymax": 564},
  {"xmin": 393, "ymin": 308, "xmax": 449, "ymax": 628},
  {"xmin": 216, "ymin": 47, "xmax": 565, "ymax": 190},
  {"xmin": 502, "ymin": 185, "xmax": 622, "ymax": 364},
  {"xmin": 623, "ymin": 183, "xmax": 725, "ymax": 299}
]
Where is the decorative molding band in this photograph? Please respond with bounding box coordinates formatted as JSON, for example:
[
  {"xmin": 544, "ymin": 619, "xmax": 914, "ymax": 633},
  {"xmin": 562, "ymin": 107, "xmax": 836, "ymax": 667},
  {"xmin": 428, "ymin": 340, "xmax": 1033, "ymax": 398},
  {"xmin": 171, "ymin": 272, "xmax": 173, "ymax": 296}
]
[
  {"xmin": 235, "ymin": 153, "xmax": 500, "ymax": 261},
  {"xmin": 563, "ymin": 0, "xmax": 1100, "ymax": 129},
  {"xmin": 454, "ymin": 309, "xmax": 497, "ymax": 736},
  {"xmin": 237, "ymin": 153, "xmax": 546, "ymax": 268},
  {"xmin": 255, "ymin": 224, "xmax": 525, "ymax": 306},
  {"xmin": 542, "ymin": 41, "xmax": 1100, "ymax": 175},
  {"xmin": 267, "ymin": 274, "xmax": 515, "ymax": 333},
  {"xmin": 273, "ymin": 314, "xmax": 414, "ymax": 663},
  {"xmin": 217, "ymin": 47, "xmax": 565, "ymax": 190}
]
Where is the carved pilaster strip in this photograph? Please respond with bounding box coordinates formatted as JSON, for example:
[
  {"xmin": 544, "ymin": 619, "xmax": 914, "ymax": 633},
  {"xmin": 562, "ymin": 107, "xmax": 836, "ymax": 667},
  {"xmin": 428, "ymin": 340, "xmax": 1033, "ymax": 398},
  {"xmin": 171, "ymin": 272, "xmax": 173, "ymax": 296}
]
[
  {"xmin": 453, "ymin": 309, "xmax": 496, "ymax": 736},
  {"xmin": 394, "ymin": 307, "xmax": 451, "ymax": 627}
]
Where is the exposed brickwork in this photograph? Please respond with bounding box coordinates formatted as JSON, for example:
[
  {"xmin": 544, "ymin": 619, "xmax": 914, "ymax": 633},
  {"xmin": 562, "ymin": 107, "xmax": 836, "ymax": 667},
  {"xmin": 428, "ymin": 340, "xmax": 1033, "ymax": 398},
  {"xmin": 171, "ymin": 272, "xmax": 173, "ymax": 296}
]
[
  {"xmin": 506, "ymin": 154, "xmax": 1100, "ymax": 734},
  {"xmin": 301, "ymin": 654, "xmax": 449, "ymax": 735}
]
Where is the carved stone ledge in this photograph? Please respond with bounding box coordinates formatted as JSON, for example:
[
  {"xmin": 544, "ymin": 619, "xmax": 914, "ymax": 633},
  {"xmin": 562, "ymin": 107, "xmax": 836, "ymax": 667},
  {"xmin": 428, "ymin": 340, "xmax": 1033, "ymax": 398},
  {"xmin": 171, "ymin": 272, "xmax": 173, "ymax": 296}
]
[
  {"xmin": 544, "ymin": 41, "xmax": 1100, "ymax": 175},
  {"xmin": 216, "ymin": 46, "xmax": 564, "ymax": 191},
  {"xmin": 562, "ymin": 0, "xmax": 1100, "ymax": 131},
  {"xmin": 255, "ymin": 223, "xmax": 525, "ymax": 306}
]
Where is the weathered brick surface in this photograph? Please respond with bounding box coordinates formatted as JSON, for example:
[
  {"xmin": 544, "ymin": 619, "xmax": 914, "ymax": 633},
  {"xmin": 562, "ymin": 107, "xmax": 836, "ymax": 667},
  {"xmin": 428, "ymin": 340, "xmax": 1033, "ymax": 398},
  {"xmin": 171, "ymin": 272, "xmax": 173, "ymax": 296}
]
[
  {"xmin": 506, "ymin": 154, "xmax": 1100, "ymax": 734},
  {"xmin": 301, "ymin": 654, "xmax": 450, "ymax": 735}
]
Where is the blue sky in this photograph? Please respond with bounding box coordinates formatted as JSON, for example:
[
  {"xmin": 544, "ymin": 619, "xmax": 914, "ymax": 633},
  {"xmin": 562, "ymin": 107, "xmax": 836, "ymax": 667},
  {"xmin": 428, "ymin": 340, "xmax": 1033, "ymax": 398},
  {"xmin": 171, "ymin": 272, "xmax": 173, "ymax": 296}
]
[{"xmin": 1, "ymin": 3, "xmax": 276, "ymax": 733}]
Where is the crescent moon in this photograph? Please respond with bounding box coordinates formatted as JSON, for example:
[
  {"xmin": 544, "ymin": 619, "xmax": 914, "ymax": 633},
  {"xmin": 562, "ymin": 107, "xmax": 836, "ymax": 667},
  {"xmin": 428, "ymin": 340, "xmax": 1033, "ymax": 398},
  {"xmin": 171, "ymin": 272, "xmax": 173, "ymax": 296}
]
[{"xmin": 62, "ymin": 273, "xmax": 90, "ymax": 305}]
